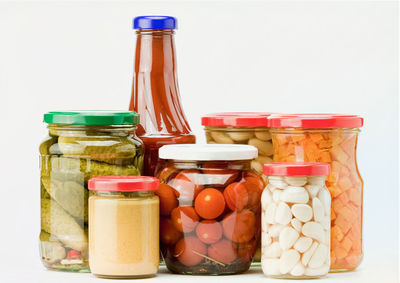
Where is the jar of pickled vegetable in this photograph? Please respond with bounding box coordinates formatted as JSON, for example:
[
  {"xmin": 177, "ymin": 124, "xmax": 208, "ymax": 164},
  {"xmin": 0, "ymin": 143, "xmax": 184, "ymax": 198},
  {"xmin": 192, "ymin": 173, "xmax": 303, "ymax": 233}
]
[
  {"xmin": 262, "ymin": 162, "xmax": 331, "ymax": 279},
  {"xmin": 268, "ymin": 114, "xmax": 364, "ymax": 272},
  {"xmin": 39, "ymin": 111, "xmax": 144, "ymax": 272},
  {"xmin": 156, "ymin": 144, "xmax": 264, "ymax": 275},
  {"xmin": 202, "ymin": 112, "xmax": 273, "ymax": 179}
]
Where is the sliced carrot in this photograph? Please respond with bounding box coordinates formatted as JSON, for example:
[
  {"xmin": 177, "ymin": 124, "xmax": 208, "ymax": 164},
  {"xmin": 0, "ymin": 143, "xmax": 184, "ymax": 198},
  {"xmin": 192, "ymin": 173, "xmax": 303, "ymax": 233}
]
[
  {"xmin": 338, "ymin": 176, "xmax": 352, "ymax": 192},
  {"xmin": 291, "ymin": 134, "xmax": 307, "ymax": 143},
  {"xmin": 340, "ymin": 135, "xmax": 357, "ymax": 156},
  {"xmin": 318, "ymin": 151, "xmax": 332, "ymax": 162},
  {"xmin": 275, "ymin": 134, "xmax": 289, "ymax": 145},
  {"xmin": 331, "ymin": 225, "xmax": 344, "ymax": 241},
  {"xmin": 337, "ymin": 193, "xmax": 350, "ymax": 206},
  {"xmin": 341, "ymin": 237, "xmax": 353, "ymax": 253},
  {"xmin": 309, "ymin": 133, "xmax": 324, "ymax": 144},
  {"xmin": 304, "ymin": 139, "xmax": 319, "ymax": 162},
  {"xmin": 331, "ymin": 146, "xmax": 349, "ymax": 164},
  {"xmin": 318, "ymin": 139, "xmax": 331, "ymax": 149},
  {"xmin": 335, "ymin": 214, "xmax": 351, "ymax": 234},
  {"xmin": 334, "ymin": 246, "xmax": 348, "ymax": 259}
]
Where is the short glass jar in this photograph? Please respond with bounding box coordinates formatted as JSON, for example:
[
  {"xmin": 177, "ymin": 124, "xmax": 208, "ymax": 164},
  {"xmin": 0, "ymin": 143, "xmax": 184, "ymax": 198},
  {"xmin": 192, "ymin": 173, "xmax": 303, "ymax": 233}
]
[
  {"xmin": 268, "ymin": 114, "xmax": 363, "ymax": 272},
  {"xmin": 39, "ymin": 111, "xmax": 144, "ymax": 272},
  {"xmin": 88, "ymin": 176, "xmax": 160, "ymax": 279},
  {"xmin": 156, "ymin": 144, "xmax": 264, "ymax": 275},
  {"xmin": 261, "ymin": 162, "xmax": 331, "ymax": 279},
  {"xmin": 202, "ymin": 113, "xmax": 273, "ymax": 179}
]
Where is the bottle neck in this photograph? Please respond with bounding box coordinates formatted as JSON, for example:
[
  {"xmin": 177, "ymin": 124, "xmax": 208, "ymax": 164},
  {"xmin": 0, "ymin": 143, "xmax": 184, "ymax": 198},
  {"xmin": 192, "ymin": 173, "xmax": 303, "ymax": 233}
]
[{"xmin": 130, "ymin": 29, "xmax": 192, "ymax": 136}]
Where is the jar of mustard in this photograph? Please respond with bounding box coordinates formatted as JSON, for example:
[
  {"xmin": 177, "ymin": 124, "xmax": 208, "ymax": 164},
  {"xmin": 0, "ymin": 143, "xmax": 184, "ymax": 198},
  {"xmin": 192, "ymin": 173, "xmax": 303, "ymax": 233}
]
[{"xmin": 88, "ymin": 176, "xmax": 160, "ymax": 278}]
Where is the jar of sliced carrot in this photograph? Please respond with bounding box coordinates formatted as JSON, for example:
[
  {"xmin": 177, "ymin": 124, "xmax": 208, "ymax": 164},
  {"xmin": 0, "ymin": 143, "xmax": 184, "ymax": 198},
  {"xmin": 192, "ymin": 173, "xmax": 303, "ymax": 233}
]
[
  {"xmin": 156, "ymin": 144, "xmax": 264, "ymax": 275},
  {"xmin": 267, "ymin": 114, "xmax": 364, "ymax": 272}
]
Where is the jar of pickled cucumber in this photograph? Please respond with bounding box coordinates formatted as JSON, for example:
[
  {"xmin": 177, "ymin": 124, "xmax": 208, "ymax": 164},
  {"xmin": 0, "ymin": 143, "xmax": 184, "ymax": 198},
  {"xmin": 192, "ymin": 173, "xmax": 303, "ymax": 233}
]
[
  {"xmin": 201, "ymin": 112, "xmax": 273, "ymax": 179},
  {"xmin": 39, "ymin": 111, "xmax": 144, "ymax": 272}
]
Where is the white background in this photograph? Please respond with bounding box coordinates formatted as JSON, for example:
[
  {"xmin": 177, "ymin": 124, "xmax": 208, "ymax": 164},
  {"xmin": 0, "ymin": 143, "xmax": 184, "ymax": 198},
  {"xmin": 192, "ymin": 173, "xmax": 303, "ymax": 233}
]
[{"xmin": 0, "ymin": 1, "xmax": 398, "ymax": 282}]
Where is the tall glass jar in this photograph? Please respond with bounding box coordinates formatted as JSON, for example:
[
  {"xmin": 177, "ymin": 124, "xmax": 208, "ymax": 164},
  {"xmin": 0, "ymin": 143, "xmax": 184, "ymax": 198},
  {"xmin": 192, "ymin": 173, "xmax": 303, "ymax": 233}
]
[
  {"xmin": 262, "ymin": 162, "xmax": 331, "ymax": 279},
  {"xmin": 268, "ymin": 114, "xmax": 364, "ymax": 272},
  {"xmin": 39, "ymin": 111, "xmax": 144, "ymax": 272},
  {"xmin": 156, "ymin": 144, "xmax": 264, "ymax": 275},
  {"xmin": 88, "ymin": 176, "xmax": 160, "ymax": 279}
]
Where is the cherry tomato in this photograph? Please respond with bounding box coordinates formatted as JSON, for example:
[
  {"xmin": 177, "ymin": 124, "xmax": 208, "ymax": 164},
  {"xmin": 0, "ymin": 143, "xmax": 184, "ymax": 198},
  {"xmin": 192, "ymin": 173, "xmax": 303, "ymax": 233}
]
[
  {"xmin": 170, "ymin": 169, "xmax": 204, "ymax": 204},
  {"xmin": 171, "ymin": 206, "xmax": 199, "ymax": 233},
  {"xmin": 242, "ymin": 176, "xmax": 264, "ymax": 212},
  {"xmin": 237, "ymin": 239, "xmax": 257, "ymax": 262},
  {"xmin": 201, "ymin": 162, "xmax": 239, "ymax": 187},
  {"xmin": 160, "ymin": 217, "xmax": 181, "ymax": 245},
  {"xmin": 222, "ymin": 209, "xmax": 256, "ymax": 243},
  {"xmin": 194, "ymin": 188, "xmax": 225, "ymax": 219},
  {"xmin": 155, "ymin": 183, "xmax": 179, "ymax": 216},
  {"xmin": 195, "ymin": 220, "xmax": 223, "ymax": 244},
  {"xmin": 207, "ymin": 239, "xmax": 237, "ymax": 264},
  {"xmin": 156, "ymin": 166, "xmax": 178, "ymax": 182},
  {"xmin": 223, "ymin": 182, "xmax": 249, "ymax": 211},
  {"xmin": 174, "ymin": 236, "xmax": 207, "ymax": 266}
]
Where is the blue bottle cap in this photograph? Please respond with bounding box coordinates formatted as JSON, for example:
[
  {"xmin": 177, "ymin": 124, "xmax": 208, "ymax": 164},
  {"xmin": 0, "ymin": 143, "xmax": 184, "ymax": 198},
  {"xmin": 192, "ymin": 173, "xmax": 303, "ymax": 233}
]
[{"xmin": 133, "ymin": 16, "xmax": 177, "ymax": 30}]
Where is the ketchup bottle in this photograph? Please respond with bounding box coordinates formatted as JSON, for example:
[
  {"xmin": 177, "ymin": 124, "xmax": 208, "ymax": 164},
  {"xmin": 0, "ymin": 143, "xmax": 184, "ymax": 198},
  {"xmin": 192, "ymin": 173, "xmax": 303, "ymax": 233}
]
[{"xmin": 129, "ymin": 16, "xmax": 196, "ymax": 176}]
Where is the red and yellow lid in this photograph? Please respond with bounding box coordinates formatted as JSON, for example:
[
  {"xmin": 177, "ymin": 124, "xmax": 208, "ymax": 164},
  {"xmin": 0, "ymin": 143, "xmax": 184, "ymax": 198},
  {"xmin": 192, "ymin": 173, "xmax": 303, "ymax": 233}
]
[
  {"xmin": 263, "ymin": 162, "xmax": 330, "ymax": 176},
  {"xmin": 267, "ymin": 114, "xmax": 363, "ymax": 129},
  {"xmin": 201, "ymin": 112, "xmax": 272, "ymax": 127},
  {"xmin": 88, "ymin": 176, "xmax": 160, "ymax": 192}
]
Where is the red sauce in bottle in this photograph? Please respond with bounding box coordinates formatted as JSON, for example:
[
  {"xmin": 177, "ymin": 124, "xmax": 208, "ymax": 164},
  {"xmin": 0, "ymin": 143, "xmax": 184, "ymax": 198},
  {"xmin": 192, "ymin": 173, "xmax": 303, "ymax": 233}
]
[{"xmin": 129, "ymin": 16, "xmax": 195, "ymax": 176}]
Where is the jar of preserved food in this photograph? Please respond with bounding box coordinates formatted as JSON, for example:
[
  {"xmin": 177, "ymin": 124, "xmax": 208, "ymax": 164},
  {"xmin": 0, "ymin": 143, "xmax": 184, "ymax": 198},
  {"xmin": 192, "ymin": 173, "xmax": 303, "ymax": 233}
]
[
  {"xmin": 88, "ymin": 176, "xmax": 160, "ymax": 278},
  {"xmin": 201, "ymin": 112, "xmax": 273, "ymax": 179},
  {"xmin": 39, "ymin": 111, "xmax": 144, "ymax": 272},
  {"xmin": 262, "ymin": 162, "xmax": 331, "ymax": 279},
  {"xmin": 268, "ymin": 114, "xmax": 364, "ymax": 272},
  {"xmin": 129, "ymin": 16, "xmax": 196, "ymax": 176},
  {"xmin": 156, "ymin": 144, "xmax": 264, "ymax": 275}
]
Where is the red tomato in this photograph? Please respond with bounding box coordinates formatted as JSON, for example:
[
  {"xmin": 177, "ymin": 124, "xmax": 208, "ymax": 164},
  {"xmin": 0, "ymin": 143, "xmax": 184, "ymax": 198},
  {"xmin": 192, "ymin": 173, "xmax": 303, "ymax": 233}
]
[
  {"xmin": 222, "ymin": 209, "xmax": 256, "ymax": 243},
  {"xmin": 170, "ymin": 170, "xmax": 204, "ymax": 203},
  {"xmin": 174, "ymin": 236, "xmax": 207, "ymax": 266},
  {"xmin": 242, "ymin": 176, "xmax": 264, "ymax": 212},
  {"xmin": 223, "ymin": 182, "xmax": 249, "ymax": 211},
  {"xmin": 207, "ymin": 239, "xmax": 237, "ymax": 264},
  {"xmin": 160, "ymin": 217, "xmax": 181, "ymax": 245},
  {"xmin": 194, "ymin": 188, "xmax": 225, "ymax": 219},
  {"xmin": 195, "ymin": 220, "xmax": 223, "ymax": 244},
  {"xmin": 237, "ymin": 239, "xmax": 257, "ymax": 262},
  {"xmin": 201, "ymin": 162, "xmax": 239, "ymax": 187},
  {"xmin": 171, "ymin": 206, "xmax": 199, "ymax": 233},
  {"xmin": 155, "ymin": 183, "xmax": 179, "ymax": 216}
]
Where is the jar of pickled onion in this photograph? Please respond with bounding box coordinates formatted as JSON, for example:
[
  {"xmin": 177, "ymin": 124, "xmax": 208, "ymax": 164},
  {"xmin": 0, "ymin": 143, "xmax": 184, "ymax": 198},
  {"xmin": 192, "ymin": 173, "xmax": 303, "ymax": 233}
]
[
  {"xmin": 156, "ymin": 144, "xmax": 264, "ymax": 275},
  {"xmin": 268, "ymin": 114, "xmax": 364, "ymax": 272}
]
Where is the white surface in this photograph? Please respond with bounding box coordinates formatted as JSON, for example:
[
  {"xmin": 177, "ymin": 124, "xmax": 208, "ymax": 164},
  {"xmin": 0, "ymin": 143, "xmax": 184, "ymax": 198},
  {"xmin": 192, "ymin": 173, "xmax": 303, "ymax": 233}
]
[
  {"xmin": 159, "ymin": 144, "xmax": 258, "ymax": 160},
  {"xmin": 0, "ymin": 0, "xmax": 398, "ymax": 282}
]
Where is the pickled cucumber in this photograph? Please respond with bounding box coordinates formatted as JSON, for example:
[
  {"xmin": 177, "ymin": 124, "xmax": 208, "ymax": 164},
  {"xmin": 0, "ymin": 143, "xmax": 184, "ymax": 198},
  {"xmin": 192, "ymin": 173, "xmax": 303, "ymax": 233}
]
[
  {"xmin": 41, "ymin": 199, "xmax": 87, "ymax": 251},
  {"xmin": 42, "ymin": 177, "xmax": 88, "ymax": 221},
  {"xmin": 42, "ymin": 157, "xmax": 140, "ymax": 181},
  {"xmin": 58, "ymin": 136, "xmax": 139, "ymax": 164}
]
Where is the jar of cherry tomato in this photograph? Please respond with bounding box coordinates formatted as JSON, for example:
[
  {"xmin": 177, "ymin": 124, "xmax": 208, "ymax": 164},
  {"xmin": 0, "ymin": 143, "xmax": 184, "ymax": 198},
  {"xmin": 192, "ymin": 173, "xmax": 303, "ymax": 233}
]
[
  {"xmin": 156, "ymin": 144, "xmax": 264, "ymax": 275},
  {"xmin": 201, "ymin": 112, "xmax": 273, "ymax": 179},
  {"xmin": 268, "ymin": 114, "xmax": 364, "ymax": 272}
]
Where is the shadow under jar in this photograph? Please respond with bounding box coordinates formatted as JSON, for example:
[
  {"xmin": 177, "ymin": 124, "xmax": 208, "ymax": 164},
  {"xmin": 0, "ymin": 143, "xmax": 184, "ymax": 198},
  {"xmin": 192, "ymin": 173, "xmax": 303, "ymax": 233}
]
[
  {"xmin": 156, "ymin": 144, "xmax": 264, "ymax": 275},
  {"xmin": 268, "ymin": 114, "xmax": 364, "ymax": 272},
  {"xmin": 39, "ymin": 111, "xmax": 144, "ymax": 272}
]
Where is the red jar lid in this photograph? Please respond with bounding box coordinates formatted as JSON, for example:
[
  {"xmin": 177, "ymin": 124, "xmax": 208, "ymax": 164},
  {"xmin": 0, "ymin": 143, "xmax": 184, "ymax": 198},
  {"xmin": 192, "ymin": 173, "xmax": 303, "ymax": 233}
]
[
  {"xmin": 88, "ymin": 176, "xmax": 160, "ymax": 192},
  {"xmin": 201, "ymin": 112, "xmax": 273, "ymax": 127},
  {"xmin": 268, "ymin": 113, "xmax": 363, "ymax": 129},
  {"xmin": 263, "ymin": 162, "xmax": 330, "ymax": 176}
]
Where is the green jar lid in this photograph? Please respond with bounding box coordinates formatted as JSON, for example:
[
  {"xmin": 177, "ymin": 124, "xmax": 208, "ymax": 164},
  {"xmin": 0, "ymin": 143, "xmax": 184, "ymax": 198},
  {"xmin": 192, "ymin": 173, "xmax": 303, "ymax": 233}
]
[{"xmin": 43, "ymin": 111, "xmax": 140, "ymax": 125}]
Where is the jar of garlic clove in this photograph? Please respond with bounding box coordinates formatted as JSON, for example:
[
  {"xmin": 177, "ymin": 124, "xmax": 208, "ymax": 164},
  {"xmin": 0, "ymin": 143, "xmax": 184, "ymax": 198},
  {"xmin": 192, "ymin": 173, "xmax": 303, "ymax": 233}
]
[
  {"xmin": 261, "ymin": 162, "xmax": 331, "ymax": 279},
  {"xmin": 201, "ymin": 113, "xmax": 274, "ymax": 182}
]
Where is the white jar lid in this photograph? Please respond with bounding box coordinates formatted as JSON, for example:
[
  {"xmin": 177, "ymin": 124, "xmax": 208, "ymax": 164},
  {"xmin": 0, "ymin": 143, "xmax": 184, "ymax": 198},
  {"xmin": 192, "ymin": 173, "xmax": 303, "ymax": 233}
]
[{"xmin": 159, "ymin": 144, "xmax": 258, "ymax": 161}]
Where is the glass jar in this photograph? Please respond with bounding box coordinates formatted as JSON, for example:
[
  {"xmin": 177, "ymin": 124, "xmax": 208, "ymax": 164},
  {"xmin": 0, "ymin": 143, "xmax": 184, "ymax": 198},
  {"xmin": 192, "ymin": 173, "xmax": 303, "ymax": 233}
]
[
  {"xmin": 268, "ymin": 114, "xmax": 364, "ymax": 272},
  {"xmin": 261, "ymin": 162, "xmax": 331, "ymax": 279},
  {"xmin": 39, "ymin": 111, "xmax": 144, "ymax": 272},
  {"xmin": 88, "ymin": 176, "xmax": 160, "ymax": 278},
  {"xmin": 156, "ymin": 144, "xmax": 264, "ymax": 275},
  {"xmin": 202, "ymin": 112, "xmax": 273, "ymax": 179}
]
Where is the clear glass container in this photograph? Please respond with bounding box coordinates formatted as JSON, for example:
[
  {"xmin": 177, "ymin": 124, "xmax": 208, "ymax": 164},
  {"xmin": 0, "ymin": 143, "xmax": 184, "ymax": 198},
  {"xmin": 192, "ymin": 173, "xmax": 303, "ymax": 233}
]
[
  {"xmin": 262, "ymin": 162, "xmax": 331, "ymax": 279},
  {"xmin": 39, "ymin": 111, "xmax": 144, "ymax": 272},
  {"xmin": 88, "ymin": 176, "xmax": 160, "ymax": 279},
  {"xmin": 268, "ymin": 114, "xmax": 363, "ymax": 272},
  {"xmin": 156, "ymin": 144, "xmax": 264, "ymax": 275}
]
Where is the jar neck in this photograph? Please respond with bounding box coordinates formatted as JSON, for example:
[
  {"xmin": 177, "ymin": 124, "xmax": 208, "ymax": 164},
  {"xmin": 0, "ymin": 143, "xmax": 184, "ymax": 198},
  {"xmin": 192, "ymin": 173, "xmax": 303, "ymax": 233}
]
[
  {"xmin": 48, "ymin": 124, "xmax": 137, "ymax": 137},
  {"xmin": 130, "ymin": 28, "xmax": 192, "ymax": 136},
  {"xmin": 92, "ymin": 190, "xmax": 155, "ymax": 198}
]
